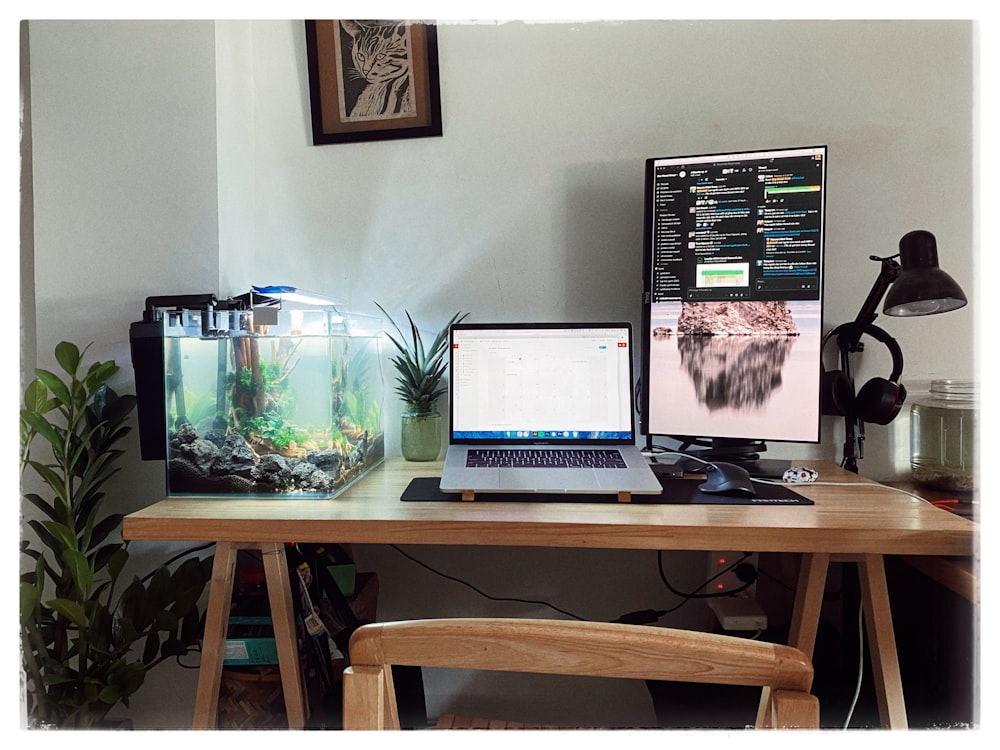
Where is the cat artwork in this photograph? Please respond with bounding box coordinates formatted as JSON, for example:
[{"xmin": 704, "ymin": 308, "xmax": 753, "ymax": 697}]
[{"xmin": 339, "ymin": 20, "xmax": 416, "ymax": 121}]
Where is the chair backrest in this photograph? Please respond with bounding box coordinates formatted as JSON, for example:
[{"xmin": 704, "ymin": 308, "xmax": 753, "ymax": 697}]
[{"xmin": 342, "ymin": 617, "xmax": 819, "ymax": 730}]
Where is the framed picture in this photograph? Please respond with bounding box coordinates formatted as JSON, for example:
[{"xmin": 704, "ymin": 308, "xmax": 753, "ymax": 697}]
[{"xmin": 305, "ymin": 20, "xmax": 443, "ymax": 145}]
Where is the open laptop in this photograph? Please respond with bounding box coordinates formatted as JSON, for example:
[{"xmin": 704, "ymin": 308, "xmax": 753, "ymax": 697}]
[{"xmin": 439, "ymin": 322, "xmax": 661, "ymax": 496}]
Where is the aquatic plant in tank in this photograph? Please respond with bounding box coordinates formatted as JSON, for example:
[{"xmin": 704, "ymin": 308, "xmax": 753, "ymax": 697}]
[{"xmin": 162, "ymin": 288, "xmax": 384, "ymax": 497}]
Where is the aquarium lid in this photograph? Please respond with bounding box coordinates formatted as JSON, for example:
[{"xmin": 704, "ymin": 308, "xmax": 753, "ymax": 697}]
[{"xmin": 249, "ymin": 285, "xmax": 343, "ymax": 314}]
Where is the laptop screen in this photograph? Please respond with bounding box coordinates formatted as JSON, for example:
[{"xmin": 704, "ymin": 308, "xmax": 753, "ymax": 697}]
[{"xmin": 449, "ymin": 323, "xmax": 636, "ymax": 443}]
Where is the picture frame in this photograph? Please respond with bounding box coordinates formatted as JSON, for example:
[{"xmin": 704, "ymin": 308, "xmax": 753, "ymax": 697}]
[{"xmin": 305, "ymin": 20, "xmax": 443, "ymax": 145}]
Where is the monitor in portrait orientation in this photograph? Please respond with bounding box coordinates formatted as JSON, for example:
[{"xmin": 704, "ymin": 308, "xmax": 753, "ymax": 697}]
[{"xmin": 639, "ymin": 145, "xmax": 827, "ymax": 475}]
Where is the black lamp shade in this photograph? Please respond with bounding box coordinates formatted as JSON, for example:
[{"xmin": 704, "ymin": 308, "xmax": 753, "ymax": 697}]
[{"xmin": 883, "ymin": 230, "xmax": 968, "ymax": 316}]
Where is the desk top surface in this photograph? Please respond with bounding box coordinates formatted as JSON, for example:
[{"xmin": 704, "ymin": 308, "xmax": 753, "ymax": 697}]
[{"xmin": 122, "ymin": 459, "xmax": 976, "ymax": 556}]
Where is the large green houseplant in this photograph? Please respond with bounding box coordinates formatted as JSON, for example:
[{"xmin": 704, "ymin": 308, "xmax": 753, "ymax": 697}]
[
  {"xmin": 20, "ymin": 341, "xmax": 213, "ymax": 728},
  {"xmin": 374, "ymin": 304, "xmax": 467, "ymax": 461}
]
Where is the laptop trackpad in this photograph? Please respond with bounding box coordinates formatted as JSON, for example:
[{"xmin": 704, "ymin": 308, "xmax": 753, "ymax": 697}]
[{"xmin": 499, "ymin": 468, "xmax": 593, "ymax": 492}]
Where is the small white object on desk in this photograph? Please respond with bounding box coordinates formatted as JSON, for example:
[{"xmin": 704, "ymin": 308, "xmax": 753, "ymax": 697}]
[{"xmin": 783, "ymin": 467, "xmax": 818, "ymax": 483}]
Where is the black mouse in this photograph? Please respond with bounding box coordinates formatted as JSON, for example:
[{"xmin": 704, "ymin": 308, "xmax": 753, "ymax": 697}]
[{"xmin": 698, "ymin": 461, "xmax": 756, "ymax": 497}]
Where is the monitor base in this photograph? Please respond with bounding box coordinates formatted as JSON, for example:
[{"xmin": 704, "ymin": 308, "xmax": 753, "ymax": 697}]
[{"xmin": 645, "ymin": 437, "xmax": 792, "ymax": 479}]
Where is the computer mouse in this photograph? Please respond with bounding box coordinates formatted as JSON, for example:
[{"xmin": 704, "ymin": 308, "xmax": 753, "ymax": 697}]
[{"xmin": 698, "ymin": 462, "xmax": 756, "ymax": 497}]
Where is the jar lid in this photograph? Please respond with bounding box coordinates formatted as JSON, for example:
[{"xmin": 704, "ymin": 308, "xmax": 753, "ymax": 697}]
[{"xmin": 929, "ymin": 379, "xmax": 977, "ymax": 399}]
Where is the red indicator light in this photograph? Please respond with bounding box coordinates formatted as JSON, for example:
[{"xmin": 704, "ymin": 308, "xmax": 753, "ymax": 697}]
[{"xmin": 716, "ymin": 583, "xmax": 725, "ymax": 590}]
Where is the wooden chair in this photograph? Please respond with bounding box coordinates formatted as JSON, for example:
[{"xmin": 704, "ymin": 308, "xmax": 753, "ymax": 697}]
[{"xmin": 342, "ymin": 618, "xmax": 819, "ymax": 730}]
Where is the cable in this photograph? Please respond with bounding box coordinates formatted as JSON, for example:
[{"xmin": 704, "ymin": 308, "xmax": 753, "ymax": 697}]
[
  {"xmin": 389, "ymin": 544, "xmax": 586, "ymax": 621},
  {"xmin": 644, "ymin": 448, "xmax": 944, "ymax": 507},
  {"xmin": 752, "ymin": 477, "xmax": 943, "ymax": 507},
  {"xmin": 175, "ymin": 649, "xmax": 202, "ymax": 669},
  {"xmin": 843, "ymin": 600, "xmax": 865, "ymax": 729},
  {"xmin": 640, "ymin": 448, "xmax": 711, "ymax": 466},
  {"xmin": 755, "ymin": 565, "xmax": 797, "ymax": 594},
  {"xmin": 657, "ymin": 550, "xmax": 754, "ymax": 600},
  {"xmin": 604, "ymin": 551, "xmax": 758, "ymax": 626},
  {"xmin": 390, "ymin": 544, "xmax": 762, "ymax": 628},
  {"xmin": 137, "ymin": 541, "xmax": 215, "ymax": 583}
]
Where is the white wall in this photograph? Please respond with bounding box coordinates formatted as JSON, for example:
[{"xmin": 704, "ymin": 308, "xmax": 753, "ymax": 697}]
[
  {"xmin": 22, "ymin": 18, "xmax": 977, "ymax": 729},
  {"xmin": 215, "ymin": 19, "xmax": 977, "ymax": 473}
]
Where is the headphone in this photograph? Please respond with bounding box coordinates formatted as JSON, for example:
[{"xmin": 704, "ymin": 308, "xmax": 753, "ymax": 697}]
[{"xmin": 821, "ymin": 323, "xmax": 907, "ymax": 426}]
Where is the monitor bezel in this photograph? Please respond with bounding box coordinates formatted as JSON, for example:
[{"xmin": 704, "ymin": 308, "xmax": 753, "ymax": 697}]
[{"xmin": 638, "ymin": 145, "xmax": 828, "ymax": 453}]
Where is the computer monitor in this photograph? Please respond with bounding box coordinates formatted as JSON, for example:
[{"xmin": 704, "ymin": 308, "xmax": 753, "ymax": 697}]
[{"xmin": 639, "ymin": 146, "xmax": 827, "ymax": 476}]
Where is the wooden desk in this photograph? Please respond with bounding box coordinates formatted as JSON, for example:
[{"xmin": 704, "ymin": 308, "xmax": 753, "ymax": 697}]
[
  {"xmin": 122, "ymin": 459, "xmax": 977, "ymax": 730},
  {"xmin": 884, "ymin": 480, "xmax": 979, "ymax": 604}
]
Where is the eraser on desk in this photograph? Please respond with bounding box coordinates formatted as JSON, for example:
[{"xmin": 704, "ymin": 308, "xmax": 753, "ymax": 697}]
[{"xmin": 783, "ymin": 467, "xmax": 818, "ymax": 483}]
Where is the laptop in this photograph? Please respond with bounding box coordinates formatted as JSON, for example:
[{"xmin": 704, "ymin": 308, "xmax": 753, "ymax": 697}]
[{"xmin": 439, "ymin": 322, "xmax": 661, "ymax": 496}]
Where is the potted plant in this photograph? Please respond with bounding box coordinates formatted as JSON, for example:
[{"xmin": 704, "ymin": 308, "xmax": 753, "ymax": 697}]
[
  {"xmin": 20, "ymin": 341, "xmax": 213, "ymax": 728},
  {"xmin": 374, "ymin": 304, "xmax": 468, "ymax": 461}
]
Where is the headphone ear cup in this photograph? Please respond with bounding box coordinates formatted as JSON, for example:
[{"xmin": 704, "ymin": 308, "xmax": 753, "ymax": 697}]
[
  {"xmin": 855, "ymin": 378, "xmax": 906, "ymax": 425},
  {"xmin": 821, "ymin": 370, "xmax": 854, "ymax": 417}
]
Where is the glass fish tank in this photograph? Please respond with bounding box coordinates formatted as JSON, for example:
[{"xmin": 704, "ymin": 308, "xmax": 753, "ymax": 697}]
[{"xmin": 160, "ymin": 288, "xmax": 384, "ymax": 497}]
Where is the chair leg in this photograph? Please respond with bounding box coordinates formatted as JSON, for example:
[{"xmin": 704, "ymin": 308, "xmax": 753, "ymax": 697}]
[
  {"xmin": 771, "ymin": 690, "xmax": 820, "ymax": 728},
  {"xmin": 344, "ymin": 665, "xmax": 400, "ymax": 730},
  {"xmin": 756, "ymin": 552, "xmax": 829, "ymax": 728}
]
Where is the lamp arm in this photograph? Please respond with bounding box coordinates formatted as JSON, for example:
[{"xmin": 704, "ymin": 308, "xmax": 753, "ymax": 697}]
[{"xmin": 850, "ymin": 255, "xmax": 900, "ymax": 332}]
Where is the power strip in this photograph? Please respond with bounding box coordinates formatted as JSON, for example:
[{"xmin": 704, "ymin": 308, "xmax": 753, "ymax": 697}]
[
  {"xmin": 707, "ymin": 596, "xmax": 768, "ymax": 632},
  {"xmin": 705, "ymin": 551, "xmax": 768, "ymax": 632}
]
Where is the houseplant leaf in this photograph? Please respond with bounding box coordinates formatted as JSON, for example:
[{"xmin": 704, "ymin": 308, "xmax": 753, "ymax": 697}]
[
  {"xmin": 48, "ymin": 598, "xmax": 88, "ymax": 628},
  {"xmin": 20, "ymin": 341, "xmax": 214, "ymax": 729}
]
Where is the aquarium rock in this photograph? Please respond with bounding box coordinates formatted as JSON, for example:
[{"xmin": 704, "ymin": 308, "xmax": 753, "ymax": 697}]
[
  {"xmin": 166, "ymin": 424, "xmax": 384, "ymax": 497},
  {"xmin": 214, "ymin": 432, "xmax": 257, "ymax": 478}
]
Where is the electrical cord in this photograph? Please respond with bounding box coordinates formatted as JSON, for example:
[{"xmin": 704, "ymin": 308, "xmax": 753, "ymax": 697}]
[
  {"xmin": 137, "ymin": 541, "xmax": 215, "ymax": 583},
  {"xmin": 613, "ymin": 553, "xmax": 756, "ymax": 625},
  {"xmin": 755, "ymin": 565, "xmax": 797, "ymax": 594},
  {"xmin": 390, "ymin": 545, "xmax": 760, "ymax": 626},
  {"xmin": 389, "ymin": 544, "xmax": 587, "ymax": 621},
  {"xmin": 644, "ymin": 447, "xmax": 945, "ymax": 508},
  {"xmin": 619, "ymin": 558, "xmax": 740, "ymax": 622},
  {"xmin": 657, "ymin": 550, "xmax": 755, "ymax": 599},
  {"xmin": 844, "ymin": 600, "xmax": 865, "ymax": 729}
]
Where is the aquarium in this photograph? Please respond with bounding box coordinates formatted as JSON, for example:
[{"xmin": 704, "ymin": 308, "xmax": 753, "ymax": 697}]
[{"xmin": 160, "ymin": 290, "xmax": 384, "ymax": 497}]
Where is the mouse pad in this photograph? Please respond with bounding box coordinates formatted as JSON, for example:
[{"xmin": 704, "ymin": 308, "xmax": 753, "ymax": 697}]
[{"xmin": 399, "ymin": 476, "xmax": 812, "ymax": 505}]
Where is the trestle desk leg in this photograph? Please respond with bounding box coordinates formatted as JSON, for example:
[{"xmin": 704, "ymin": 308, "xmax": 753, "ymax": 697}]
[
  {"xmin": 260, "ymin": 541, "xmax": 308, "ymax": 729},
  {"xmin": 192, "ymin": 541, "xmax": 238, "ymax": 729},
  {"xmin": 192, "ymin": 541, "xmax": 307, "ymax": 729},
  {"xmin": 855, "ymin": 553, "xmax": 908, "ymax": 729}
]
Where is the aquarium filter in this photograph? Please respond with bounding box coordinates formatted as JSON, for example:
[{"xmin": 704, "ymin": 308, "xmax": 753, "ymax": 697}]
[{"xmin": 130, "ymin": 293, "xmax": 234, "ymax": 460}]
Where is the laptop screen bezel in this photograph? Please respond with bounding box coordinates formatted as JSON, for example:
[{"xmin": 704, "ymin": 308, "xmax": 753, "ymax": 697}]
[{"xmin": 446, "ymin": 322, "xmax": 638, "ymax": 446}]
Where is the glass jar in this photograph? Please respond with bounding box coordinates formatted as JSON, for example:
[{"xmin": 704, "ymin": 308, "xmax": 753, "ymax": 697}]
[
  {"xmin": 910, "ymin": 380, "xmax": 978, "ymax": 492},
  {"xmin": 400, "ymin": 407, "xmax": 442, "ymax": 461}
]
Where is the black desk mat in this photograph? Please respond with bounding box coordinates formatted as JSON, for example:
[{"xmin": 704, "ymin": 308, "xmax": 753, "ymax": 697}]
[{"xmin": 400, "ymin": 475, "xmax": 812, "ymax": 505}]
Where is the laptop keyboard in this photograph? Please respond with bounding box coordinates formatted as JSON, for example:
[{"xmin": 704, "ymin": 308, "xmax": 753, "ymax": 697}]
[{"xmin": 466, "ymin": 448, "xmax": 626, "ymax": 469}]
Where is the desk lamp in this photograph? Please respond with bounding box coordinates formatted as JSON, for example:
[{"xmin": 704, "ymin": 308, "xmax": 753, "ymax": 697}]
[{"xmin": 822, "ymin": 230, "xmax": 967, "ymax": 472}]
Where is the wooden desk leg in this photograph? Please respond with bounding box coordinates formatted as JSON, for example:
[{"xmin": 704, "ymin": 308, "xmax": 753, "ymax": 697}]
[
  {"xmin": 192, "ymin": 541, "xmax": 238, "ymax": 729},
  {"xmin": 787, "ymin": 552, "xmax": 832, "ymax": 657},
  {"xmin": 260, "ymin": 542, "xmax": 308, "ymax": 730},
  {"xmin": 855, "ymin": 553, "xmax": 908, "ymax": 729},
  {"xmin": 756, "ymin": 553, "xmax": 830, "ymax": 728}
]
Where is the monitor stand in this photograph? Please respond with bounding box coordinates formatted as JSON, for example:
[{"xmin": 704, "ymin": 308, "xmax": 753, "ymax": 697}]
[
  {"xmin": 678, "ymin": 457, "xmax": 789, "ymax": 479},
  {"xmin": 670, "ymin": 439, "xmax": 790, "ymax": 479}
]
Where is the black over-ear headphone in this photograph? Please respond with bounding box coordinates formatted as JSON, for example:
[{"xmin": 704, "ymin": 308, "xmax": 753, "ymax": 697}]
[{"xmin": 821, "ymin": 322, "xmax": 907, "ymax": 426}]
